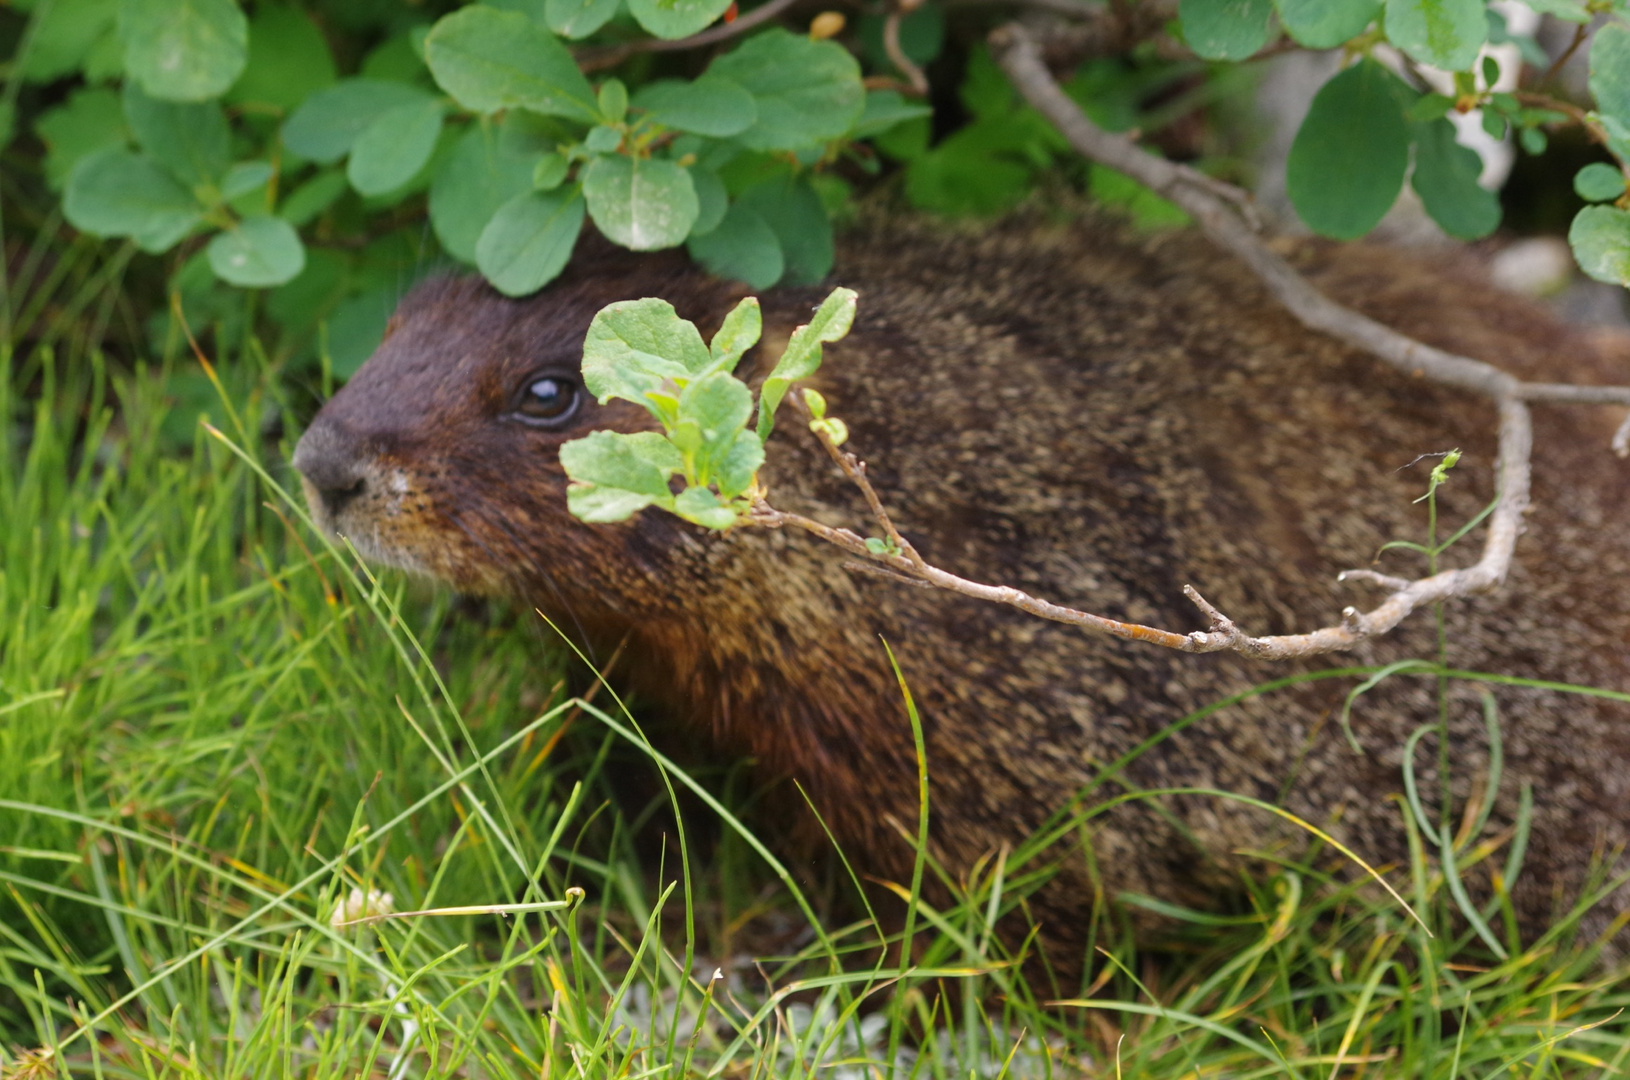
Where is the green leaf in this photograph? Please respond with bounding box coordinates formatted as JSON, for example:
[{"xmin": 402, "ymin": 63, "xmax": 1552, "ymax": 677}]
[
  {"xmin": 1088, "ymin": 165, "xmax": 1189, "ymax": 229},
  {"xmin": 959, "ymin": 43, "xmax": 1015, "ymax": 120},
  {"xmin": 561, "ymin": 430, "xmax": 677, "ymax": 497},
  {"xmin": 347, "ymin": 100, "xmax": 445, "ymax": 197},
  {"xmin": 547, "ymin": 0, "xmax": 621, "ymax": 39},
  {"xmin": 1575, "ymin": 162, "xmax": 1627, "ymax": 203},
  {"xmin": 207, "ymin": 214, "xmax": 306, "ymax": 286},
  {"xmin": 1520, "ymin": 0, "xmax": 1588, "ymax": 22},
  {"xmin": 672, "ymin": 486, "xmax": 742, "ymax": 529},
  {"xmin": 120, "ymin": 0, "xmax": 248, "ymax": 102},
  {"xmin": 1383, "ymin": 0, "xmax": 1486, "ymax": 72},
  {"xmin": 851, "ymin": 89, "xmax": 933, "ymax": 139},
  {"xmin": 598, "ymin": 79, "xmax": 629, "ymax": 124},
  {"xmin": 1598, "ymin": 114, "xmax": 1630, "ymax": 166},
  {"xmin": 1405, "ymin": 92, "xmax": 1455, "ymax": 121},
  {"xmin": 562, "ymin": 430, "xmax": 677, "ymax": 521},
  {"xmin": 1410, "ymin": 118, "xmax": 1499, "ymax": 240},
  {"xmin": 64, "ymin": 146, "xmax": 201, "ymax": 252},
  {"xmin": 360, "ymin": 32, "xmax": 430, "ymax": 83},
  {"xmin": 708, "ymin": 30, "xmax": 864, "ymax": 151},
  {"xmin": 82, "ymin": 23, "xmax": 125, "ymax": 81},
  {"xmin": 475, "ymin": 188, "xmax": 586, "ymax": 296},
  {"xmin": 431, "ymin": 124, "xmax": 539, "ymax": 262},
  {"xmin": 279, "ymin": 170, "xmax": 348, "ymax": 227},
  {"xmin": 325, "ymin": 287, "xmax": 397, "ymax": 378},
  {"xmin": 714, "ymin": 430, "xmax": 765, "ymax": 499},
  {"xmin": 633, "ymin": 76, "xmax": 756, "ymax": 138},
  {"xmin": 424, "ymin": 6, "xmax": 597, "ymax": 123},
  {"xmin": 227, "ymin": 6, "xmax": 337, "ymax": 111},
  {"xmin": 487, "ymin": 0, "xmax": 549, "ymax": 21},
  {"xmin": 122, "ymin": 81, "xmax": 230, "ymax": 189},
  {"xmin": 584, "ymin": 125, "xmax": 624, "ymax": 153},
  {"xmin": 707, "ymin": 297, "xmax": 762, "ymax": 374},
  {"xmin": 1273, "ymin": 0, "xmax": 1380, "ymax": 48},
  {"xmin": 568, "ymin": 485, "xmax": 664, "ymax": 522},
  {"xmin": 735, "ymin": 173, "xmax": 833, "ymax": 285},
  {"xmin": 901, "ymin": 111, "xmax": 1056, "ymax": 216},
  {"xmin": 689, "ymin": 166, "xmax": 728, "ymax": 235},
  {"xmin": 757, "ymin": 287, "xmax": 857, "ymax": 440},
  {"xmin": 267, "ymin": 247, "xmax": 348, "ymax": 331},
  {"xmin": 582, "ymin": 298, "xmax": 711, "ymax": 406},
  {"xmin": 534, "ymin": 153, "xmax": 570, "ymax": 190},
  {"xmin": 221, "ymin": 161, "xmax": 273, "ymax": 200},
  {"xmin": 21, "ymin": 0, "xmax": 119, "ymax": 83},
  {"xmin": 688, "ymin": 202, "xmax": 784, "ymax": 288},
  {"xmin": 680, "ymin": 372, "xmax": 753, "ymax": 457},
  {"xmin": 1286, "ymin": 59, "xmax": 1410, "ymax": 240},
  {"xmin": 582, "ymin": 155, "xmax": 700, "ymax": 251},
  {"xmin": 34, "ymin": 88, "xmax": 127, "ymax": 192},
  {"xmin": 1179, "ymin": 0, "xmax": 1275, "ymax": 60},
  {"xmin": 282, "ymin": 79, "xmax": 435, "ymax": 164},
  {"xmin": 623, "ymin": 430, "xmax": 686, "ymax": 473},
  {"xmin": 1570, "ymin": 205, "xmax": 1630, "ymax": 285},
  {"xmin": 1592, "ymin": 23, "xmax": 1630, "ymax": 124},
  {"xmin": 626, "ymin": 0, "xmax": 732, "ymax": 40}
]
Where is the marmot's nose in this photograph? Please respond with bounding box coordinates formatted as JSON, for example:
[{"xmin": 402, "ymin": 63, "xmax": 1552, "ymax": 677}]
[{"xmin": 292, "ymin": 420, "xmax": 368, "ymax": 518}]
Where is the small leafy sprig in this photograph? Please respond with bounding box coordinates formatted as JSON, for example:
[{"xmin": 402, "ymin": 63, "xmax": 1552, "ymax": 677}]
[{"xmin": 560, "ymin": 286, "xmax": 857, "ymax": 529}]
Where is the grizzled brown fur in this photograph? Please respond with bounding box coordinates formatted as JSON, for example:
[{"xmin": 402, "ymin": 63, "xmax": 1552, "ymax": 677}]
[{"xmin": 294, "ymin": 213, "xmax": 1630, "ymax": 965}]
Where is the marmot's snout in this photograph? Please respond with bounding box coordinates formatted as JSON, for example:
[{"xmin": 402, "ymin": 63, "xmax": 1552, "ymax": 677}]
[{"xmin": 292, "ymin": 420, "xmax": 371, "ymax": 528}]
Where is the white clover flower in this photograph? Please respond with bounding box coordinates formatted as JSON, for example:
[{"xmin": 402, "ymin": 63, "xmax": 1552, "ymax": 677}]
[{"xmin": 330, "ymin": 887, "xmax": 395, "ymax": 928}]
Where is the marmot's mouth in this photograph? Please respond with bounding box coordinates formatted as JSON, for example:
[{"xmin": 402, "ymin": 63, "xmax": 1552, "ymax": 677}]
[
  {"xmin": 293, "ymin": 450, "xmax": 509, "ymax": 594},
  {"xmin": 293, "ymin": 422, "xmax": 436, "ymax": 578}
]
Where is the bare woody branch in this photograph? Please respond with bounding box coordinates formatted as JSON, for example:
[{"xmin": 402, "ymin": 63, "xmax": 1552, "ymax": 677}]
[
  {"xmin": 990, "ymin": 25, "xmax": 1630, "ymax": 411},
  {"xmin": 757, "ymin": 22, "xmax": 1630, "ymax": 662},
  {"xmin": 752, "ymin": 403, "xmax": 1528, "ymax": 658}
]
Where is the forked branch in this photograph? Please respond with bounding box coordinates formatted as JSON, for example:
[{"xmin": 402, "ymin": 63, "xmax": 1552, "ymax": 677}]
[{"xmin": 759, "ymin": 23, "xmax": 1630, "ymax": 661}]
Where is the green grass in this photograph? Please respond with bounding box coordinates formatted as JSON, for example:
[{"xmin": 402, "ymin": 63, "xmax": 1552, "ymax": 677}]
[{"xmin": 6, "ymin": 342, "xmax": 1630, "ymax": 1080}]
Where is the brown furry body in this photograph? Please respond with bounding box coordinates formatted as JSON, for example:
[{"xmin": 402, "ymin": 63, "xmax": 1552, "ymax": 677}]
[{"xmin": 294, "ymin": 213, "xmax": 1630, "ymax": 965}]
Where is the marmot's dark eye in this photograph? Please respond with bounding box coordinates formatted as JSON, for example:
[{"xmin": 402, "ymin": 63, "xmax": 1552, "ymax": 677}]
[{"xmin": 515, "ymin": 376, "xmax": 580, "ymax": 426}]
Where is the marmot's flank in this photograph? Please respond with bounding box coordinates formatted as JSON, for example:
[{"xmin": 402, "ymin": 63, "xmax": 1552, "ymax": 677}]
[{"xmin": 294, "ymin": 214, "xmax": 1630, "ymax": 964}]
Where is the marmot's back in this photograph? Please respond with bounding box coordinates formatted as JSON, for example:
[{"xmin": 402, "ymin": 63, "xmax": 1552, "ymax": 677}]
[{"xmin": 294, "ymin": 212, "xmax": 1630, "ymax": 965}]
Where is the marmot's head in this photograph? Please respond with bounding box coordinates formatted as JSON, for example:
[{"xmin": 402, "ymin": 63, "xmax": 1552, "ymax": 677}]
[{"xmin": 291, "ymin": 250, "xmax": 742, "ymax": 606}]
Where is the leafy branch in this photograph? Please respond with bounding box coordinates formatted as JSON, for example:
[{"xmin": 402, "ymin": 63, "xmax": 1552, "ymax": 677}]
[
  {"xmin": 562, "ymin": 274, "xmax": 1621, "ymax": 663},
  {"xmin": 561, "ymin": 287, "xmax": 856, "ymax": 528}
]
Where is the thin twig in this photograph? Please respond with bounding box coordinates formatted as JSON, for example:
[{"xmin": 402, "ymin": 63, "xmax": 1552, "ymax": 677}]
[
  {"xmin": 748, "ymin": 499, "xmax": 1200, "ymax": 649},
  {"xmin": 741, "ymin": 22, "xmax": 1630, "ymax": 663},
  {"xmin": 883, "ymin": 9, "xmax": 930, "ymax": 96},
  {"xmin": 1538, "ymin": 22, "xmax": 1589, "ymax": 88},
  {"xmin": 760, "ymin": 389, "xmax": 1532, "ymax": 658},
  {"xmin": 1337, "ymin": 569, "xmax": 1415, "ymax": 592},
  {"xmin": 1511, "ymin": 90, "xmax": 1603, "ymax": 150},
  {"xmin": 809, "ymin": 425, "xmax": 925, "ymax": 569},
  {"xmin": 577, "ymin": 0, "xmax": 803, "ymax": 70},
  {"xmin": 842, "ymin": 559, "xmax": 937, "ymax": 587}
]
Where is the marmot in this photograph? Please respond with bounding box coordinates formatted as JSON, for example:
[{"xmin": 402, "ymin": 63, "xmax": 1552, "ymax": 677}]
[{"xmin": 292, "ymin": 212, "xmax": 1630, "ymax": 967}]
